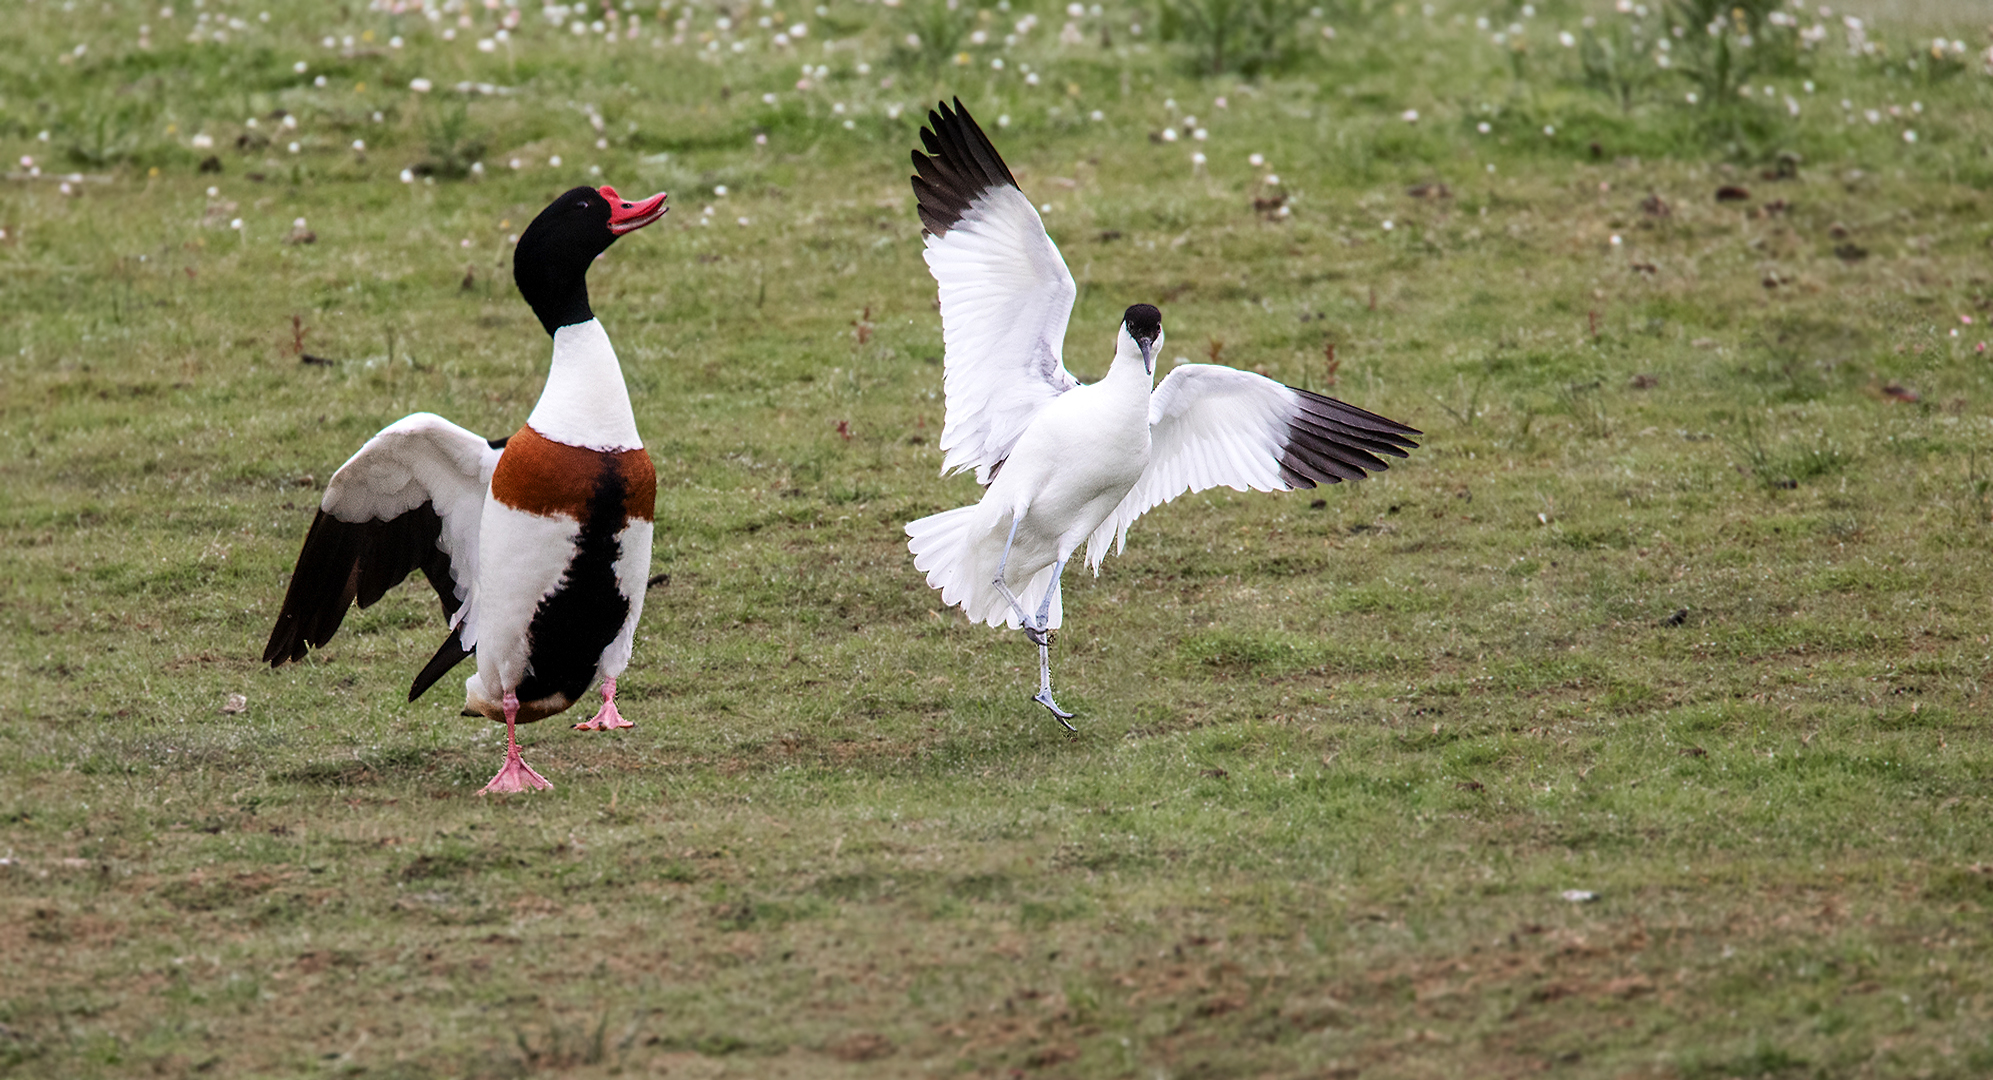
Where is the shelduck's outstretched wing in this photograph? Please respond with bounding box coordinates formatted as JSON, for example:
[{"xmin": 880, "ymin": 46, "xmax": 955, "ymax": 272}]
[
  {"xmin": 1084, "ymin": 365, "xmax": 1421, "ymax": 569},
  {"xmin": 262, "ymin": 413, "xmax": 502, "ymax": 700},
  {"xmin": 912, "ymin": 97, "xmax": 1079, "ymax": 485}
]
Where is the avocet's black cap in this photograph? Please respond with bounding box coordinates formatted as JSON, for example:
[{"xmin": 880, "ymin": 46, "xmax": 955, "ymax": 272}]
[{"xmin": 1122, "ymin": 304, "xmax": 1162, "ymax": 347}]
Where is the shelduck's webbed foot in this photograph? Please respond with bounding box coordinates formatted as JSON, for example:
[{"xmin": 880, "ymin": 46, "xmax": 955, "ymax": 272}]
[
  {"xmin": 572, "ymin": 678, "xmax": 634, "ymax": 731},
  {"xmin": 482, "ymin": 748, "xmax": 553, "ymax": 794}
]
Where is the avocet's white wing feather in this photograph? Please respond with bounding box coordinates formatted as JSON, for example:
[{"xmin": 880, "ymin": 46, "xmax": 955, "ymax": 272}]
[
  {"xmin": 913, "ymin": 97, "xmax": 1078, "ymax": 485},
  {"xmin": 1084, "ymin": 365, "xmax": 1421, "ymax": 570}
]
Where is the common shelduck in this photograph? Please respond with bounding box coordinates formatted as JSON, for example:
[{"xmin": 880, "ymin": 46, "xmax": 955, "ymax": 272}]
[
  {"xmin": 903, "ymin": 100, "xmax": 1422, "ymax": 721},
  {"xmin": 263, "ymin": 184, "xmax": 669, "ymax": 792}
]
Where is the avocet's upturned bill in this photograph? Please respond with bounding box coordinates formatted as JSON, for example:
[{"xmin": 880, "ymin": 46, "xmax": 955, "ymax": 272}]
[
  {"xmin": 903, "ymin": 98, "xmax": 1423, "ymax": 722},
  {"xmin": 262, "ymin": 184, "xmax": 669, "ymax": 793}
]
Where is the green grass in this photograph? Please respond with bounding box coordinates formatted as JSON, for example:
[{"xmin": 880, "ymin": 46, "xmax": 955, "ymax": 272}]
[{"xmin": 4, "ymin": 0, "xmax": 1993, "ymax": 1076}]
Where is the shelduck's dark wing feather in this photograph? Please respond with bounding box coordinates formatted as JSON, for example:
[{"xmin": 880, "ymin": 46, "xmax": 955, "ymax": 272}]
[
  {"xmin": 1084, "ymin": 365, "xmax": 1421, "ymax": 568},
  {"xmin": 261, "ymin": 413, "xmax": 501, "ymax": 696},
  {"xmin": 408, "ymin": 628, "xmax": 475, "ymax": 702},
  {"xmin": 910, "ymin": 97, "xmax": 1080, "ymax": 485},
  {"xmin": 262, "ymin": 504, "xmax": 456, "ymax": 664}
]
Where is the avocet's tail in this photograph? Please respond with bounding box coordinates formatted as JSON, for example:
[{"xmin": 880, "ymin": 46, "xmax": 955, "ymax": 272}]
[{"xmin": 906, "ymin": 506, "xmax": 1062, "ymax": 631}]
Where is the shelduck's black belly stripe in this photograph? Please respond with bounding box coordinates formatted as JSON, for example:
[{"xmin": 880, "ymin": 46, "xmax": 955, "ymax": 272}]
[{"xmin": 515, "ymin": 453, "xmax": 640, "ymax": 706}]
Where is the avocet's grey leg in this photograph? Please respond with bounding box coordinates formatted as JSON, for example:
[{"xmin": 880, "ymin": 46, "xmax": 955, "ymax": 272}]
[
  {"xmin": 1030, "ymin": 561, "xmax": 1075, "ymax": 727},
  {"xmin": 1034, "ymin": 640, "xmax": 1077, "ymax": 729},
  {"xmin": 990, "ymin": 515, "xmax": 1050, "ymax": 646}
]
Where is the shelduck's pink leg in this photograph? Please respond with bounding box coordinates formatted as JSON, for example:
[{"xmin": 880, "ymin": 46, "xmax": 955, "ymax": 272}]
[
  {"xmin": 572, "ymin": 677, "xmax": 633, "ymax": 732},
  {"xmin": 481, "ymin": 691, "xmax": 552, "ymax": 794}
]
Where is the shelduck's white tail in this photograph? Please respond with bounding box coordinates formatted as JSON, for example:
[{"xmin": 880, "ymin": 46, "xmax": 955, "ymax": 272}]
[{"xmin": 906, "ymin": 506, "xmax": 1063, "ymax": 632}]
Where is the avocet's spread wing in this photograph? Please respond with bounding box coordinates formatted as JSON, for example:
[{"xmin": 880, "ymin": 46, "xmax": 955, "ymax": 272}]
[
  {"xmin": 1085, "ymin": 365, "xmax": 1421, "ymax": 569},
  {"xmin": 262, "ymin": 413, "xmax": 502, "ymax": 699},
  {"xmin": 913, "ymin": 97, "xmax": 1079, "ymax": 485}
]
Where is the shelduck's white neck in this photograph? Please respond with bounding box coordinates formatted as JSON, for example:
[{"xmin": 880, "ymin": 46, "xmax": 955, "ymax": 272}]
[{"xmin": 527, "ymin": 319, "xmax": 642, "ymax": 450}]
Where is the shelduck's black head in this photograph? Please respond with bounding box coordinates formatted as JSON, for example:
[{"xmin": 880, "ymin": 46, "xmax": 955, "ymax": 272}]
[
  {"xmin": 513, "ymin": 184, "xmax": 668, "ymax": 336},
  {"xmin": 1120, "ymin": 303, "xmax": 1163, "ymax": 375}
]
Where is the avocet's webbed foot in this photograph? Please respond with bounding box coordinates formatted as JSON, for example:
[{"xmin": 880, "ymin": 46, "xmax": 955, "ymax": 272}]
[
  {"xmin": 1033, "ymin": 689, "xmax": 1077, "ymax": 729},
  {"xmin": 1023, "ymin": 624, "xmax": 1052, "ymax": 647}
]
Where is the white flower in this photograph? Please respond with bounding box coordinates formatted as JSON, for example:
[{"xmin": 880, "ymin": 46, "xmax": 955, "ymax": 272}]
[
  {"xmin": 1558, "ymin": 31, "xmax": 1575, "ymax": 46},
  {"xmin": 191, "ymin": 133, "xmax": 215, "ymax": 149},
  {"xmin": 410, "ymin": 77, "xmax": 433, "ymax": 92},
  {"xmin": 1025, "ymin": 72, "xmax": 1040, "ymax": 86},
  {"xmin": 314, "ymin": 75, "xmax": 328, "ymax": 87},
  {"xmin": 843, "ymin": 119, "xmax": 855, "ymax": 129},
  {"xmin": 287, "ymin": 141, "xmax": 300, "ymax": 153},
  {"xmin": 389, "ymin": 35, "xmax": 403, "ymax": 48},
  {"xmin": 763, "ymin": 92, "xmax": 777, "ymax": 104},
  {"xmin": 998, "ymin": 114, "xmax": 1012, "ymax": 127},
  {"xmin": 549, "ymin": 155, "xmax": 563, "ymax": 166},
  {"xmin": 714, "ymin": 184, "xmax": 728, "ymax": 195},
  {"xmin": 1193, "ymin": 128, "xmax": 1207, "ymax": 140},
  {"xmin": 1265, "ymin": 174, "xmax": 1280, "ymax": 185},
  {"xmin": 1089, "ymin": 110, "xmax": 1104, "ymax": 121},
  {"xmin": 510, "ymin": 158, "xmax": 523, "ymax": 169},
  {"xmin": 991, "ymin": 57, "xmax": 1004, "ymax": 69},
  {"xmin": 790, "ymin": 23, "xmax": 806, "ymax": 36},
  {"xmin": 478, "ymin": 38, "xmax": 496, "ymax": 52},
  {"xmin": 282, "ymin": 114, "xmax": 298, "ymax": 129},
  {"xmin": 293, "ymin": 60, "xmax": 308, "ymax": 73},
  {"xmin": 1248, "ymin": 152, "xmax": 1264, "ymax": 166},
  {"xmin": 1321, "ymin": 25, "xmax": 1336, "ymax": 38},
  {"xmin": 886, "ymin": 105, "xmax": 903, "ymax": 120},
  {"xmin": 1161, "ymin": 127, "xmax": 1177, "ymax": 141},
  {"xmin": 1382, "ymin": 220, "xmax": 1394, "ymax": 230},
  {"xmin": 1903, "ymin": 130, "xmax": 1917, "ymax": 143},
  {"xmin": 229, "ymin": 217, "xmax": 242, "ymax": 229},
  {"xmin": 399, "ymin": 168, "xmax": 414, "ymax": 182},
  {"xmin": 756, "ymin": 133, "xmax": 769, "ymax": 144},
  {"xmin": 1402, "ymin": 108, "xmax": 1419, "ymax": 122},
  {"xmin": 1610, "ymin": 234, "xmax": 1622, "ymax": 245},
  {"xmin": 1543, "ymin": 124, "xmax": 1555, "ymax": 135},
  {"xmin": 1191, "ymin": 152, "xmax": 1206, "ymax": 165},
  {"xmin": 1476, "ymin": 121, "xmax": 1491, "ymax": 134},
  {"xmin": 470, "ymin": 162, "xmax": 485, "ymax": 175}
]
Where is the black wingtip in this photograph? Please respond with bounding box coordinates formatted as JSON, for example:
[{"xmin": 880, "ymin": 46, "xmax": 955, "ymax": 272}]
[
  {"xmin": 408, "ymin": 629, "xmax": 474, "ymax": 702},
  {"xmin": 910, "ymin": 97, "xmax": 1020, "ymax": 238},
  {"xmin": 1277, "ymin": 387, "xmax": 1421, "ymax": 490}
]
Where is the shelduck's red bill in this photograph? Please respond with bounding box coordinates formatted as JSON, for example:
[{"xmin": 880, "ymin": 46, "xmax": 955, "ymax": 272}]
[{"xmin": 600, "ymin": 185, "xmax": 668, "ymax": 235}]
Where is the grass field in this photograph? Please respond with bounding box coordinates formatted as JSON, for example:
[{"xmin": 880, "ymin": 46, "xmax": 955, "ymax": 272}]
[{"xmin": 4, "ymin": 0, "xmax": 1993, "ymax": 1075}]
